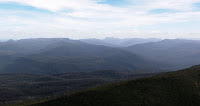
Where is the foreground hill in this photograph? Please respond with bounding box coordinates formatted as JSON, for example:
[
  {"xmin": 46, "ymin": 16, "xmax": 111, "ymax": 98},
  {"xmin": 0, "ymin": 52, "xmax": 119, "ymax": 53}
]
[
  {"xmin": 32, "ymin": 65, "xmax": 200, "ymax": 106},
  {"xmin": 126, "ymin": 39, "xmax": 200, "ymax": 70},
  {"xmin": 1, "ymin": 39, "xmax": 167, "ymax": 74},
  {"xmin": 0, "ymin": 70, "xmax": 158, "ymax": 104}
]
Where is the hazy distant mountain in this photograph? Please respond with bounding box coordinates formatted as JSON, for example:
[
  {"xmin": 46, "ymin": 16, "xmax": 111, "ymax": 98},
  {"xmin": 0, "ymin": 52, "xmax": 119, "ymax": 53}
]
[
  {"xmin": 0, "ymin": 38, "xmax": 72, "ymax": 70},
  {"xmin": 103, "ymin": 37, "xmax": 161, "ymax": 47},
  {"xmin": 117, "ymin": 38, "xmax": 161, "ymax": 47},
  {"xmin": 1, "ymin": 39, "xmax": 167, "ymax": 74},
  {"xmin": 81, "ymin": 37, "xmax": 161, "ymax": 47},
  {"xmin": 0, "ymin": 38, "xmax": 71, "ymax": 54},
  {"xmin": 125, "ymin": 39, "xmax": 200, "ymax": 70},
  {"xmin": 80, "ymin": 38, "xmax": 117, "ymax": 47},
  {"xmin": 1, "ymin": 38, "xmax": 199, "ymax": 74}
]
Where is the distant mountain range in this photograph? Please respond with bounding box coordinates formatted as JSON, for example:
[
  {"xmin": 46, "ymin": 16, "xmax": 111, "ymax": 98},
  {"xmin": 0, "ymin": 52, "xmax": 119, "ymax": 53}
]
[
  {"xmin": 32, "ymin": 65, "xmax": 200, "ymax": 106},
  {"xmin": 0, "ymin": 38, "xmax": 200, "ymax": 75},
  {"xmin": 0, "ymin": 38, "xmax": 167, "ymax": 74},
  {"xmin": 125, "ymin": 39, "xmax": 200, "ymax": 70},
  {"xmin": 80, "ymin": 37, "xmax": 161, "ymax": 47}
]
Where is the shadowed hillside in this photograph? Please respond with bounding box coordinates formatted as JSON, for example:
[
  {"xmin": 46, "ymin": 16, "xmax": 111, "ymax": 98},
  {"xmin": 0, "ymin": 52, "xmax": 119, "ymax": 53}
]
[
  {"xmin": 0, "ymin": 70, "xmax": 158, "ymax": 104},
  {"xmin": 32, "ymin": 65, "xmax": 200, "ymax": 106}
]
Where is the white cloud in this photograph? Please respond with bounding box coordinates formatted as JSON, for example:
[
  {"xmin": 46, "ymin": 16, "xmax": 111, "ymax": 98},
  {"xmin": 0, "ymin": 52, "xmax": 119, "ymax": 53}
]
[{"xmin": 0, "ymin": 0, "xmax": 200, "ymax": 39}]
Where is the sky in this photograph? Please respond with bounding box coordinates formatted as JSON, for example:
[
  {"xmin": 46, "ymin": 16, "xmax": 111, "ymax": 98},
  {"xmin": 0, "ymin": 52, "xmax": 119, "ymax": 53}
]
[{"xmin": 0, "ymin": 0, "xmax": 200, "ymax": 39}]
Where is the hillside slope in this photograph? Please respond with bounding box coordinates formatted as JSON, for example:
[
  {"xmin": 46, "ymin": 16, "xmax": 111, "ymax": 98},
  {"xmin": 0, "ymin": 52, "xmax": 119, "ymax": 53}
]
[
  {"xmin": 0, "ymin": 71, "xmax": 158, "ymax": 104},
  {"xmin": 32, "ymin": 65, "xmax": 200, "ymax": 106}
]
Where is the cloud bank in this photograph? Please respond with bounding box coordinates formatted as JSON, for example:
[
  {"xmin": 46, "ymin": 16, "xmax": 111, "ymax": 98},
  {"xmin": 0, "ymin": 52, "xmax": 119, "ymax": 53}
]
[{"xmin": 0, "ymin": 0, "xmax": 200, "ymax": 39}]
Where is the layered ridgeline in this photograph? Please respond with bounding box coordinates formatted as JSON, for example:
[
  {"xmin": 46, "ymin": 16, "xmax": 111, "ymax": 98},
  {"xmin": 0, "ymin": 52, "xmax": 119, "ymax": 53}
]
[
  {"xmin": 80, "ymin": 37, "xmax": 161, "ymax": 47},
  {"xmin": 0, "ymin": 38, "xmax": 72, "ymax": 69},
  {"xmin": 1, "ymin": 38, "xmax": 200, "ymax": 74},
  {"xmin": 32, "ymin": 65, "xmax": 200, "ymax": 106},
  {"xmin": 0, "ymin": 38, "xmax": 167, "ymax": 74},
  {"xmin": 125, "ymin": 39, "xmax": 200, "ymax": 70}
]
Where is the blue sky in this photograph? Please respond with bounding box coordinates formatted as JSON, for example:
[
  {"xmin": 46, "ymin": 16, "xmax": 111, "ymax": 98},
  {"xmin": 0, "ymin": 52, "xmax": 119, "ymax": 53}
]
[{"xmin": 0, "ymin": 0, "xmax": 200, "ymax": 39}]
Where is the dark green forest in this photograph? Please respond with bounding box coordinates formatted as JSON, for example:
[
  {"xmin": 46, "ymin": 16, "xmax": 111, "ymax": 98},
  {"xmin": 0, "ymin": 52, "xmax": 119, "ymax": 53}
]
[
  {"xmin": 0, "ymin": 70, "xmax": 157, "ymax": 104},
  {"xmin": 32, "ymin": 65, "xmax": 200, "ymax": 106}
]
